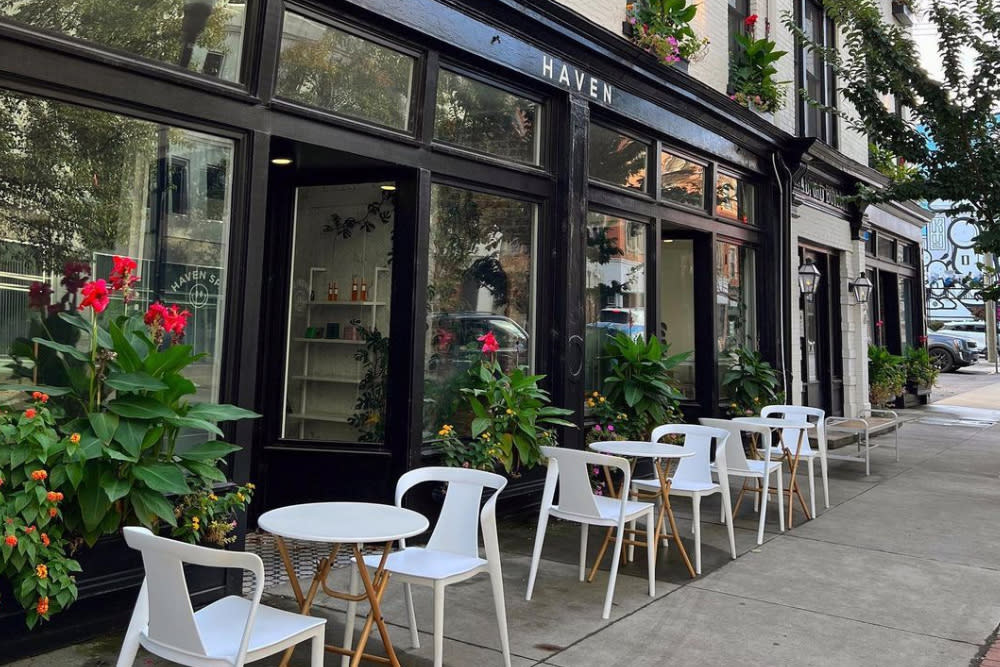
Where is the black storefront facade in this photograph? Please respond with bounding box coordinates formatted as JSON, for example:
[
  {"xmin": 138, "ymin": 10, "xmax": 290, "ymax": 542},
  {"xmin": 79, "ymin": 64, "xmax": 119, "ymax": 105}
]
[{"xmin": 0, "ymin": 0, "xmax": 812, "ymax": 651}]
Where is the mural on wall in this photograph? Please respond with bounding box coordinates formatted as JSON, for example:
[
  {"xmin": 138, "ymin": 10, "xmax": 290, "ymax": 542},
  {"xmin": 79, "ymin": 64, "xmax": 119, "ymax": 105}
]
[{"xmin": 923, "ymin": 203, "xmax": 985, "ymax": 320}]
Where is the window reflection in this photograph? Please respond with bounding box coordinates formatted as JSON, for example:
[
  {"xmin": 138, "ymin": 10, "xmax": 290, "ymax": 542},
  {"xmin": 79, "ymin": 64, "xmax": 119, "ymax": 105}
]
[
  {"xmin": 1, "ymin": 0, "xmax": 249, "ymax": 82},
  {"xmin": 585, "ymin": 213, "xmax": 647, "ymax": 395},
  {"xmin": 277, "ymin": 12, "xmax": 415, "ymax": 131},
  {"xmin": 717, "ymin": 241, "xmax": 758, "ymax": 393},
  {"xmin": 589, "ymin": 124, "xmax": 648, "ymax": 192},
  {"xmin": 423, "ymin": 185, "xmax": 536, "ymax": 441},
  {"xmin": 661, "ymin": 151, "xmax": 706, "ymax": 207},
  {"xmin": 0, "ymin": 89, "xmax": 234, "ymax": 409},
  {"xmin": 716, "ymin": 173, "xmax": 757, "ymax": 225},
  {"xmin": 659, "ymin": 239, "xmax": 696, "ymax": 399},
  {"xmin": 435, "ymin": 71, "xmax": 541, "ymax": 165}
]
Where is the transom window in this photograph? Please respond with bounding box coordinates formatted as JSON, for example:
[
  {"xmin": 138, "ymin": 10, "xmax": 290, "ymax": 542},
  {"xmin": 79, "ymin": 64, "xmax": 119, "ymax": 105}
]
[
  {"xmin": 715, "ymin": 173, "xmax": 757, "ymax": 225},
  {"xmin": 588, "ymin": 123, "xmax": 649, "ymax": 192},
  {"xmin": 661, "ymin": 151, "xmax": 706, "ymax": 208}
]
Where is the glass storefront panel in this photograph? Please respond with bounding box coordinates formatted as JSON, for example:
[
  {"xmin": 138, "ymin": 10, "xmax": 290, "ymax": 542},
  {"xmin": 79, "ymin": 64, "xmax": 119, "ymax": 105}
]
[
  {"xmin": 585, "ymin": 213, "xmax": 647, "ymax": 395},
  {"xmin": 434, "ymin": 70, "xmax": 542, "ymax": 165},
  {"xmin": 660, "ymin": 151, "xmax": 705, "ymax": 208},
  {"xmin": 901, "ymin": 277, "xmax": 914, "ymax": 347},
  {"xmin": 589, "ymin": 124, "xmax": 648, "ymax": 192},
  {"xmin": 716, "ymin": 241, "xmax": 758, "ymax": 392},
  {"xmin": 659, "ymin": 239, "xmax": 696, "ymax": 399},
  {"xmin": 282, "ymin": 183, "xmax": 394, "ymax": 443},
  {"xmin": 423, "ymin": 185, "xmax": 536, "ymax": 441},
  {"xmin": 1, "ymin": 0, "xmax": 249, "ymax": 82},
  {"xmin": 0, "ymin": 88, "xmax": 234, "ymax": 409},
  {"xmin": 276, "ymin": 12, "xmax": 415, "ymax": 131},
  {"xmin": 715, "ymin": 173, "xmax": 757, "ymax": 225}
]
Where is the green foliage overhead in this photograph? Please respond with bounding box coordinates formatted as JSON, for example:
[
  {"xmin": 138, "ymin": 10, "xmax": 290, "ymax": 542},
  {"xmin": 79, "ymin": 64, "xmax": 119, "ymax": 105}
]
[{"xmin": 783, "ymin": 1, "xmax": 1000, "ymax": 298}]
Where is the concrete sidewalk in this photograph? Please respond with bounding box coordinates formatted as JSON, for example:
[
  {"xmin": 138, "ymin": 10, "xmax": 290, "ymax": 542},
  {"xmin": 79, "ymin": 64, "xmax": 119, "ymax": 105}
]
[{"xmin": 12, "ymin": 408, "xmax": 1000, "ymax": 667}]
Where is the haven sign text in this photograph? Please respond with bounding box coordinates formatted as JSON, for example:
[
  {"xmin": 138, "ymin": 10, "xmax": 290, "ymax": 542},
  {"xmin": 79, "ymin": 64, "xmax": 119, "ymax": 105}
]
[{"xmin": 541, "ymin": 55, "xmax": 613, "ymax": 104}]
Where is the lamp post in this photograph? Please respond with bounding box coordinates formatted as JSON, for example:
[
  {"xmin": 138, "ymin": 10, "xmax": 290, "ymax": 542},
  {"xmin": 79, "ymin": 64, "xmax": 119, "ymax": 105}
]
[
  {"xmin": 798, "ymin": 258, "xmax": 821, "ymax": 301},
  {"xmin": 848, "ymin": 273, "xmax": 873, "ymax": 304}
]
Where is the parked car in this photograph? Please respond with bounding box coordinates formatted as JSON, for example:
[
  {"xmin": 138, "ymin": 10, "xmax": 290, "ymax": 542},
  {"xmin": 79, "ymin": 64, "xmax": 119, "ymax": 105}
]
[
  {"xmin": 935, "ymin": 320, "xmax": 997, "ymax": 349},
  {"xmin": 927, "ymin": 332, "xmax": 979, "ymax": 372},
  {"xmin": 588, "ymin": 307, "xmax": 645, "ymax": 338},
  {"xmin": 428, "ymin": 312, "xmax": 530, "ymax": 371}
]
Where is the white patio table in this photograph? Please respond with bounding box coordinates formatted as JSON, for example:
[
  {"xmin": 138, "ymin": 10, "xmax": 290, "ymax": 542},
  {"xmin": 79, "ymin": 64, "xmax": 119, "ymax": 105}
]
[
  {"xmin": 588, "ymin": 440, "xmax": 697, "ymax": 579},
  {"xmin": 258, "ymin": 502, "xmax": 429, "ymax": 667},
  {"xmin": 733, "ymin": 417, "xmax": 814, "ymax": 528}
]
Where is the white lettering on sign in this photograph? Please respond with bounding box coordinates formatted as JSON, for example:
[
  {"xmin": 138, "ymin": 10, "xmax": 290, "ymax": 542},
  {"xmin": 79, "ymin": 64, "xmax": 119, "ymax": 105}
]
[{"xmin": 541, "ymin": 55, "xmax": 613, "ymax": 104}]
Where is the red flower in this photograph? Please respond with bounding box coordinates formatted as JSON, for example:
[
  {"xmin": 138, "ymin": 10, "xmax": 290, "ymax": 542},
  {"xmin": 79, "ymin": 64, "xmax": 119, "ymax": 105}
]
[
  {"xmin": 46, "ymin": 492, "xmax": 59, "ymax": 503},
  {"xmin": 24, "ymin": 526, "xmax": 35, "ymax": 534},
  {"xmin": 875, "ymin": 320, "xmax": 884, "ymax": 328},
  {"xmin": 4, "ymin": 535, "xmax": 16, "ymax": 547},
  {"xmin": 61, "ymin": 261, "xmax": 90, "ymax": 293},
  {"xmin": 27, "ymin": 282, "xmax": 52, "ymax": 311},
  {"xmin": 40, "ymin": 533, "xmax": 50, "ymax": 547},
  {"xmin": 744, "ymin": 14, "xmax": 758, "ymax": 28},
  {"xmin": 24, "ymin": 408, "xmax": 36, "ymax": 419},
  {"xmin": 48, "ymin": 508, "xmax": 58, "ymax": 518},
  {"xmin": 109, "ymin": 255, "xmax": 139, "ymax": 292},
  {"xmin": 164, "ymin": 305, "xmax": 191, "ymax": 337},
  {"xmin": 78, "ymin": 279, "xmax": 110, "ymax": 313},
  {"xmin": 30, "ymin": 470, "xmax": 47, "ymax": 481},
  {"xmin": 31, "ymin": 391, "xmax": 48, "ymax": 403},
  {"xmin": 144, "ymin": 301, "xmax": 168, "ymax": 326},
  {"xmin": 477, "ymin": 331, "xmax": 500, "ymax": 354},
  {"xmin": 36, "ymin": 597, "xmax": 48, "ymax": 615}
]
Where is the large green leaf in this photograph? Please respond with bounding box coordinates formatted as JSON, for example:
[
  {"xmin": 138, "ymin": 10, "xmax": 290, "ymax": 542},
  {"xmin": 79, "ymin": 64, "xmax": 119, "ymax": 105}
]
[
  {"xmin": 104, "ymin": 371, "xmax": 168, "ymax": 393},
  {"xmin": 32, "ymin": 338, "xmax": 89, "ymax": 363},
  {"xmin": 181, "ymin": 460, "xmax": 227, "ymax": 484},
  {"xmin": 77, "ymin": 481, "xmax": 112, "ymax": 533},
  {"xmin": 0, "ymin": 384, "xmax": 72, "ymax": 397},
  {"xmin": 177, "ymin": 440, "xmax": 240, "ymax": 461},
  {"xmin": 88, "ymin": 412, "xmax": 119, "ymax": 443},
  {"xmin": 144, "ymin": 344, "xmax": 201, "ymax": 377},
  {"xmin": 114, "ymin": 419, "xmax": 146, "ymax": 459},
  {"xmin": 130, "ymin": 487, "xmax": 177, "ymax": 528},
  {"xmin": 100, "ymin": 470, "xmax": 132, "ymax": 503},
  {"xmin": 164, "ymin": 416, "xmax": 223, "ymax": 438},
  {"xmin": 107, "ymin": 396, "xmax": 175, "ymax": 420},
  {"xmin": 108, "ymin": 319, "xmax": 143, "ymax": 373},
  {"xmin": 132, "ymin": 463, "xmax": 191, "ymax": 495},
  {"xmin": 185, "ymin": 403, "xmax": 261, "ymax": 423}
]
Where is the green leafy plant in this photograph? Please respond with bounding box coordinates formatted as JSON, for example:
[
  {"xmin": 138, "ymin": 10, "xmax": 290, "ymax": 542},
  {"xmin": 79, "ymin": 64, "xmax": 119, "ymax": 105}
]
[
  {"xmin": 583, "ymin": 390, "xmax": 629, "ymax": 445},
  {"xmin": 721, "ymin": 347, "xmax": 783, "ymax": 417},
  {"xmin": 0, "ymin": 396, "xmax": 81, "ymax": 628},
  {"xmin": 347, "ymin": 319, "xmax": 389, "ymax": 443},
  {"xmin": 601, "ymin": 332, "xmax": 690, "ymax": 439},
  {"xmin": 172, "ymin": 483, "xmax": 255, "ymax": 546},
  {"xmin": 3, "ymin": 257, "xmax": 260, "ymax": 550},
  {"xmin": 626, "ymin": 0, "xmax": 710, "ymax": 66},
  {"xmin": 903, "ymin": 345, "xmax": 939, "ymax": 389},
  {"xmin": 868, "ymin": 345, "xmax": 906, "ymax": 407},
  {"xmin": 436, "ymin": 332, "xmax": 575, "ymax": 474},
  {"xmin": 729, "ymin": 14, "xmax": 788, "ymax": 113}
]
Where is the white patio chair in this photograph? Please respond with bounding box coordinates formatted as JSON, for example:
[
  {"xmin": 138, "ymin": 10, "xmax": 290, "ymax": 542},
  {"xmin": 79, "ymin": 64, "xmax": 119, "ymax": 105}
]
[
  {"xmin": 116, "ymin": 527, "xmax": 325, "ymax": 667},
  {"xmin": 761, "ymin": 405, "xmax": 829, "ymax": 515},
  {"xmin": 699, "ymin": 418, "xmax": 784, "ymax": 545},
  {"xmin": 633, "ymin": 424, "xmax": 736, "ymax": 575},
  {"xmin": 525, "ymin": 446, "xmax": 655, "ymax": 620},
  {"xmin": 344, "ymin": 467, "xmax": 512, "ymax": 667}
]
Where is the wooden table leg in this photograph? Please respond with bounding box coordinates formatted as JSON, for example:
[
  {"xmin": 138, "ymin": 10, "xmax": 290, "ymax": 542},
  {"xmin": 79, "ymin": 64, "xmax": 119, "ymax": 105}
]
[
  {"xmin": 277, "ymin": 539, "xmax": 340, "ymax": 667},
  {"xmin": 653, "ymin": 459, "xmax": 696, "ymax": 579},
  {"xmin": 349, "ymin": 543, "xmax": 398, "ymax": 667}
]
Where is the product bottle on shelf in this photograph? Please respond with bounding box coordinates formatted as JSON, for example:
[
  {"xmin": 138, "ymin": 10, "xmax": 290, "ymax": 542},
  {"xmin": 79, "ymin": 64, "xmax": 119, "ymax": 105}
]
[
  {"xmin": 332, "ymin": 281, "xmax": 339, "ymax": 301},
  {"xmin": 326, "ymin": 282, "xmax": 333, "ymax": 301},
  {"xmin": 351, "ymin": 276, "xmax": 359, "ymax": 302},
  {"xmin": 360, "ymin": 279, "xmax": 368, "ymax": 302}
]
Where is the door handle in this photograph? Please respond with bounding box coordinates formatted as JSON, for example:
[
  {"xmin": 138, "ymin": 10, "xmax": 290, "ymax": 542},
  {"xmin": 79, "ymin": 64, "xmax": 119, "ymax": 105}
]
[{"xmin": 568, "ymin": 334, "xmax": 584, "ymax": 378}]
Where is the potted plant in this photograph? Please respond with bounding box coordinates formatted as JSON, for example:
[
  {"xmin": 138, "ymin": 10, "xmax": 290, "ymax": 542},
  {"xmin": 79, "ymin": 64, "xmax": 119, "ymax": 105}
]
[
  {"xmin": 900, "ymin": 345, "xmax": 938, "ymax": 406},
  {"xmin": 436, "ymin": 331, "xmax": 575, "ymax": 475},
  {"xmin": 868, "ymin": 344, "xmax": 906, "ymax": 408},
  {"xmin": 721, "ymin": 347, "xmax": 783, "ymax": 418},
  {"xmin": 728, "ymin": 14, "xmax": 788, "ymax": 114},
  {"xmin": 599, "ymin": 332, "xmax": 690, "ymax": 440},
  {"xmin": 624, "ymin": 0, "xmax": 710, "ymax": 69},
  {"xmin": 0, "ymin": 256, "xmax": 259, "ymax": 627}
]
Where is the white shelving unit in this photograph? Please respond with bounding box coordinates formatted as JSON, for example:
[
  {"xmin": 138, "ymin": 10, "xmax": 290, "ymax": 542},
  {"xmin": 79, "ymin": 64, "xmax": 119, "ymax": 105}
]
[{"xmin": 286, "ymin": 266, "xmax": 389, "ymax": 438}]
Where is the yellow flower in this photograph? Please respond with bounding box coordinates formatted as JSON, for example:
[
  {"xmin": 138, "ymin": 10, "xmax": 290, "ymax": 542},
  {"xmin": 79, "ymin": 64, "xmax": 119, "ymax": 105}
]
[
  {"xmin": 592, "ymin": 391, "xmax": 599, "ymax": 398},
  {"xmin": 505, "ymin": 408, "xmax": 514, "ymax": 415},
  {"xmin": 481, "ymin": 432, "xmax": 492, "ymax": 441},
  {"xmin": 586, "ymin": 399, "xmax": 595, "ymax": 407},
  {"xmin": 246, "ymin": 482, "xmax": 256, "ymax": 490},
  {"xmin": 236, "ymin": 492, "xmax": 246, "ymax": 502},
  {"xmin": 598, "ymin": 397, "xmax": 605, "ymax": 403},
  {"xmin": 35, "ymin": 564, "xmax": 47, "ymax": 579},
  {"xmin": 208, "ymin": 494, "xmax": 218, "ymax": 502}
]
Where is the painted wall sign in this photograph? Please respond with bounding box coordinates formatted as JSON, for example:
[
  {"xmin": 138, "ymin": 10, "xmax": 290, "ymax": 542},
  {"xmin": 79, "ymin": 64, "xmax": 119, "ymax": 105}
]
[{"xmin": 541, "ymin": 55, "xmax": 613, "ymax": 104}]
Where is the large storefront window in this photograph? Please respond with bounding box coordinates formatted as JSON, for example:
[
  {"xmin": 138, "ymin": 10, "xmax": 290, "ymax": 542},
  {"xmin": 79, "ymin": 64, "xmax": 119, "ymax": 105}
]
[
  {"xmin": 585, "ymin": 213, "xmax": 648, "ymax": 395},
  {"xmin": 0, "ymin": 89, "xmax": 234, "ymax": 406},
  {"xmin": 589, "ymin": 124, "xmax": 648, "ymax": 192},
  {"xmin": 423, "ymin": 185, "xmax": 536, "ymax": 440},
  {"xmin": 1, "ymin": 1, "xmax": 248, "ymax": 82},
  {"xmin": 282, "ymin": 184, "xmax": 394, "ymax": 444},
  {"xmin": 659, "ymin": 239, "xmax": 696, "ymax": 399},
  {"xmin": 276, "ymin": 12, "xmax": 415, "ymax": 131},
  {"xmin": 661, "ymin": 151, "xmax": 706, "ymax": 208},
  {"xmin": 716, "ymin": 241, "xmax": 758, "ymax": 391},
  {"xmin": 434, "ymin": 71, "xmax": 542, "ymax": 165}
]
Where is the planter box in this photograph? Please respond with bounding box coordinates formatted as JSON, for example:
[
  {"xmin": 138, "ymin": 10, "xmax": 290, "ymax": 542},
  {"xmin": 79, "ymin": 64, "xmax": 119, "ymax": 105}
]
[
  {"xmin": 895, "ymin": 382, "xmax": 931, "ymax": 408},
  {"xmin": 0, "ymin": 532, "xmax": 230, "ymax": 660}
]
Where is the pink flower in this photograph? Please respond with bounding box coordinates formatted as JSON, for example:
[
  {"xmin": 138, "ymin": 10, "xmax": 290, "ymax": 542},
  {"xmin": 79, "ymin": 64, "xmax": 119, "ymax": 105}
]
[
  {"xmin": 607, "ymin": 425, "xmax": 615, "ymax": 432},
  {"xmin": 477, "ymin": 331, "xmax": 500, "ymax": 354},
  {"xmin": 78, "ymin": 279, "xmax": 110, "ymax": 314},
  {"xmin": 667, "ymin": 35, "xmax": 678, "ymax": 46},
  {"xmin": 593, "ymin": 424, "xmax": 602, "ymax": 431},
  {"xmin": 109, "ymin": 255, "xmax": 139, "ymax": 293},
  {"xmin": 876, "ymin": 320, "xmax": 884, "ymax": 328}
]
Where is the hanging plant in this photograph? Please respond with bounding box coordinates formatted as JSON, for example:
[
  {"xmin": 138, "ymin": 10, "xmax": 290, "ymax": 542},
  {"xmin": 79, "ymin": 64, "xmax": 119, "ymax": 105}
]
[
  {"xmin": 625, "ymin": 0, "xmax": 710, "ymax": 67},
  {"xmin": 322, "ymin": 190, "xmax": 394, "ymax": 240},
  {"xmin": 729, "ymin": 15, "xmax": 789, "ymax": 113}
]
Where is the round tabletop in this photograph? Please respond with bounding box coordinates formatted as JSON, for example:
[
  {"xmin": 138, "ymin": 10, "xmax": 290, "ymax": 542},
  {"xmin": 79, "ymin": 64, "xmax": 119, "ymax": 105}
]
[
  {"xmin": 588, "ymin": 440, "xmax": 694, "ymax": 459},
  {"xmin": 258, "ymin": 502, "xmax": 429, "ymax": 544},
  {"xmin": 733, "ymin": 417, "xmax": 815, "ymax": 430}
]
